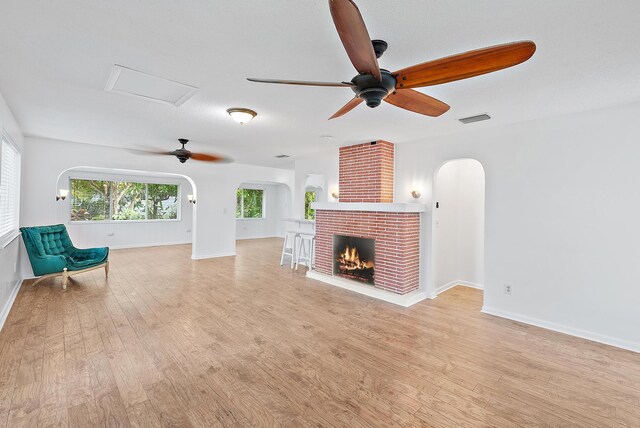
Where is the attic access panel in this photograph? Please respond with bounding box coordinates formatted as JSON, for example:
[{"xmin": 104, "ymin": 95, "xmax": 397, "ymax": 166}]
[{"xmin": 105, "ymin": 65, "xmax": 198, "ymax": 106}]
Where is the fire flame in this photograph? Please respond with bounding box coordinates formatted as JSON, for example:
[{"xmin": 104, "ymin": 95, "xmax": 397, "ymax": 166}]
[{"xmin": 338, "ymin": 245, "xmax": 373, "ymax": 270}]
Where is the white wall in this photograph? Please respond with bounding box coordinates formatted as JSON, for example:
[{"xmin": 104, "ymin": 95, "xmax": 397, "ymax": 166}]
[
  {"xmin": 57, "ymin": 169, "xmax": 193, "ymax": 250},
  {"xmin": 432, "ymin": 161, "xmax": 460, "ymax": 289},
  {"xmin": 396, "ymin": 100, "xmax": 640, "ymax": 351},
  {"xmin": 432, "ymin": 159, "xmax": 485, "ymax": 292},
  {"xmin": 236, "ymin": 183, "xmax": 289, "ymax": 240},
  {"xmin": 296, "ymin": 100, "xmax": 640, "ymax": 351},
  {"xmin": 0, "ymin": 91, "xmax": 23, "ymax": 327},
  {"xmin": 20, "ymin": 137, "xmax": 295, "ymax": 266},
  {"xmin": 456, "ymin": 160, "xmax": 485, "ymax": 286}
]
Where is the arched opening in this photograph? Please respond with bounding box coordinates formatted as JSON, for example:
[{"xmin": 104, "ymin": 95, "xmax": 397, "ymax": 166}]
[
  {"xmin": 302, "ymin": 174, "xmax": 325, "ymax": 221},
  {"xmin": 235, "ymin": 180, "xmax": 291, "ymax": 240},
  {"xmin": 430, "ymin": 159, "xmax": 485, "ymax": 302},
  {"xmin": 304, "ymin": 186, "xmax": 321, "ymax": 220},
  {"xmin": 55, "ymin": 166, "xmax": 197, "ymax": 257}
]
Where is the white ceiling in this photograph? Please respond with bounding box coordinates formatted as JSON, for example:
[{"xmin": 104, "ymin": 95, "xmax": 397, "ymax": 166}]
[{"xmin": 1, "ymin": 0, "xmax": 640, "ymax": 168}]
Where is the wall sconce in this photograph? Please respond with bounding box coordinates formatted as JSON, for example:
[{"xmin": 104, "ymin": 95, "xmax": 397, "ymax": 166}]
[
  {"xmin": 331, "ymin": 191, "xmax": 339, "ymax": 199},
  {"xmin": 56, "ymin": 189, "xmax": 69, "ymax": 201},
  {"xmin": 411, "ymin": 190, "xmax": 421, "ymax": 199},
  {"xmin": 187, "ymin": 194, "xmax": 196, "ymax": 204}
]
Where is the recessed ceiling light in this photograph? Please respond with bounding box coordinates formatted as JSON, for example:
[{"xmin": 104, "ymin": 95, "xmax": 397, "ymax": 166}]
[
  {"xmin": 227, "ymin": 108, "xmax": 257, "ymax": 124},
  {"xmin": 105, "ymin": 64, "xmax": 198, "ymax": 107}
]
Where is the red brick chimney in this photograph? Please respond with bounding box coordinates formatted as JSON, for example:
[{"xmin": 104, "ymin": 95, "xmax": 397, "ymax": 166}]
[{"xmin": 338, "ymin": 140, "xmax": 394, "ymax": 203}]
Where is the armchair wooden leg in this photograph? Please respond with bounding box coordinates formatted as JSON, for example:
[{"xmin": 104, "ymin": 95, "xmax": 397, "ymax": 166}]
[
  {"xmin": 62, "ymin": 268, "xmax": 69, "ymax": 290},
  {"xmin": 105, "ymin": 261, "xmax": 109, "ymax": 277},
  {"xmin": 32, "ymin": 276, "xmax": 46, "ymax": 287}
]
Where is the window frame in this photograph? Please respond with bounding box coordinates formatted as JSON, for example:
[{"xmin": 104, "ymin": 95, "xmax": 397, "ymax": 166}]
[
  {"xmin": 69, "ymin": 177, "xmax": 181, "ymax": 223},
  {"xmin": 236, "ymin": 187, "xmax": 266, "ymax": 220},
  {"xmin": 0, "ymin": 132, "xmax": 21, "ymax": 248}
]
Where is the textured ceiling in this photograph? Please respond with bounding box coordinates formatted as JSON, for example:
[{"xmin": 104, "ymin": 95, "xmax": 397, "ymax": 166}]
[{"xmin": 1, "ymin": 0, "xmax": 639, "ymax": 168}]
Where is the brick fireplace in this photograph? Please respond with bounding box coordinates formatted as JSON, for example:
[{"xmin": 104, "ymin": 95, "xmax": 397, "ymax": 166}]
[{"xmin": 310, "ymin": 141, "xmax": 426, "ymax": 305}]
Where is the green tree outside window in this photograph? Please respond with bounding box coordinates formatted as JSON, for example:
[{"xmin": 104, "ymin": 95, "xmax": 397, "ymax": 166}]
[
  {"xmin": 147, "ymin": 183, "xmax": 179, "ymax": 220},
  {"xmin": 70, "ymin": 179, "xmax": 179, "ymax": 221},
  {"xmin": 236, "ymin": 188, "xmax": 264, "ymax": 218},
  {"xmin": 304, "ymin": 190, "xmax": 316, "ymax": 220}
]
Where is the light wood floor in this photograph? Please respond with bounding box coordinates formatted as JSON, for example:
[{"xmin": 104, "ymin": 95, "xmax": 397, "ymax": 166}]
[{"xmin": 1, "ymin": 238, "xmax": 640, "ymax": 427}]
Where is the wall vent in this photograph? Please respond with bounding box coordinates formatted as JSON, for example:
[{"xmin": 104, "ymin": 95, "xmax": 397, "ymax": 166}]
[
  {"xmin": 275, "ymin": 154, "xmax": 290, "ymax": 158},
  {"xmin": 458, "ymin": 113, "xmax": 491, "ymax": 124}
]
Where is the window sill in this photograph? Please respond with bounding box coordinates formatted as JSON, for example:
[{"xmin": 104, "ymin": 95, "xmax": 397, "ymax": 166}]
[
  {"xmin": 236, "ymin": 217, "xmax": 266, "ymax": 221},
  {"xmin": 69, "ymin": 219, "xmax": 181, "ymax": 224},
  {"xmin": 0, "ymin": 230, "xmax": 20, "ymax": 250}
]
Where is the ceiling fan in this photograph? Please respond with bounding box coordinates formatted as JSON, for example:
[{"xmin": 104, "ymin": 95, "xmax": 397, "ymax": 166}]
[
  {"xmin": 248, "ymin": 0, "xmax": 536, "ymax": 119},
  {"xmin": 130, "ymin": 139, "xmax": 229, "ymax": 164}
]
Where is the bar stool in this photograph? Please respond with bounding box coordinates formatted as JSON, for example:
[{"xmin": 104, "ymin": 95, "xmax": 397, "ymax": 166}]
[
  {"xmin": 280, "ymin": 230, "xmax": 299, "ymax": 269},
  {"xmin": 295, "ymin": 233, "xmax": 316, "ymax": 271}
]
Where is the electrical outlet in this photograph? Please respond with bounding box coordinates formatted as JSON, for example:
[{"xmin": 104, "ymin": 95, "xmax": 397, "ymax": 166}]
[
  {"xmin": 107, "ymin": 232, "xmax": 114, "ymax": 236},
  {"xmin": 186, "ymin": 229, "xmax": 191, "ymax": 233},
  {"xmin": 13, "ymin": 262, "xmax": 17, "ymax": 273},
  {"xmin": 504, "ymin": 283, "xmax": 512, "ymax": 295}
]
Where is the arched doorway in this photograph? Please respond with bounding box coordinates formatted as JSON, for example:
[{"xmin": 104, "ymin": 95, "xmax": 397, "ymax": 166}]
[
  {"xmin": 235, "ymin": 181, "xmax": 292, "ymax": 240},
  {"xmin": 431, "ymin": 159, "xmax": 485, "ymax": 299}
]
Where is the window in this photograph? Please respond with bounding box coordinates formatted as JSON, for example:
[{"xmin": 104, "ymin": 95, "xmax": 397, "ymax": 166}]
[
  {"xmin": 70, "ymin": 179, "xmax": 179, "ymax": 221},
  {"xmin": 0, "ymin": 135, "xmax": 21, "ymax": 243},
  {"xmin": 147, "ymin": 183, "xmax": 179, "ymax": 220},
  {"xmin": 70, "ymin": 179, "xmax": 110, "ymax": 221},
  {"xmin": 304, "ymin": 190, "xmax": 316, "ymax": 220},
  {"xmin": 236, "ymin": 188, "xmax": 264, "ymax": 219}
]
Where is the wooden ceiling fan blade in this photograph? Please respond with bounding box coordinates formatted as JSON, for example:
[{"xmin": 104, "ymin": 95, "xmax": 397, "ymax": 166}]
[
  {"xmin": 247, "ymin": 78, "xmax": 355, "ymax": 87},
  {"xmin": 329, "ymin": 0, "xmax": 381, "ymax": 81},
  {"xmin": 384, "ymin": 89, "xmax": 449, "ymax": 117},
  {"xmin": 126, "ymin": 147, "xmax": 172, "ymax": 156},
  {"xmin": 393, "ymin": 41, "xmax": 536, "ymax": 89},
  {"xmin": 329, "ymin": 96, "xmax": 363, "ymax": 120},
  {"xmin": 190, "ymin": 152, "xmax": 229, "ymax": 163}
]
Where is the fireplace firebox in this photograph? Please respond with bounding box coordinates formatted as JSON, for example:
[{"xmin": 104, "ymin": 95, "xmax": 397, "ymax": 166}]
[{"xmin": 333, "ymin": 235, "xmax": 375, "ymax": 285}]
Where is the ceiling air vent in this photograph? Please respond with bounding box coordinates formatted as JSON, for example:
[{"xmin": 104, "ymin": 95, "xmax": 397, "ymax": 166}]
[
  {"xmin": 458, "ymin": 113, "xmax": 491, "ymax": 124},
  {"xmin": 105, "ymin": 65, "xmax": 199, "ymax": 107},
  {"xmin": 275, "ymin": 154, "xmax": 290, "ymax": 159}
]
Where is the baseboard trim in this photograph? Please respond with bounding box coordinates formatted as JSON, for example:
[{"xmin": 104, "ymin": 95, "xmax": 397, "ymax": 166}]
[
  {"xmin": 236, "ymin": 235, "xmax": 282, "ymax": 241},
  {"xmin": 109, "ymin": 241, "xmax": 192, "ymax": 250},
  {"xmin": 306, "ymin": 271, "xmax": 428, "ymax": 307},
  {"xmin": 481, "ymin": 306, "xmax": 640, "ymax": 354},
  {"xmin": 191, "ymin": 252, "xmax": 236, "ymax": 260},
  {"xmin": 0, "ymin": 279, "xmax": 22, "ymax": 331},
  {"xmin": 430, "ymin": 280, "xmax": 484, "ymax": 298}
]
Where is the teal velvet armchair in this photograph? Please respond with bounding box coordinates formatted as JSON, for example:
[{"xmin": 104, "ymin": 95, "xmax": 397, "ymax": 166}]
[{"xmin": 20, "ymin": 224, "xmax": 109, "ymax": 289}]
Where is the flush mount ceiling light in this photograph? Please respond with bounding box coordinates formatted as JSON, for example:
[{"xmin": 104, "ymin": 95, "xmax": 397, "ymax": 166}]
[{"xmin": 226, "ymin": 108, "xmax": 257, "ymax": 124}]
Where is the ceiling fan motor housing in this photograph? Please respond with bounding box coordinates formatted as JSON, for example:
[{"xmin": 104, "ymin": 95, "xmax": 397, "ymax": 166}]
[
  {"xmin": 371, "ymin": 39, "xmax": 388, "ymax": 59},
  {"xmin": 173, "ymin": 149, "xmax": 190, "ymax": 163},
  {"xmin": 351, "ymin": 69, "xmax": 397, "ymax": 108}
]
